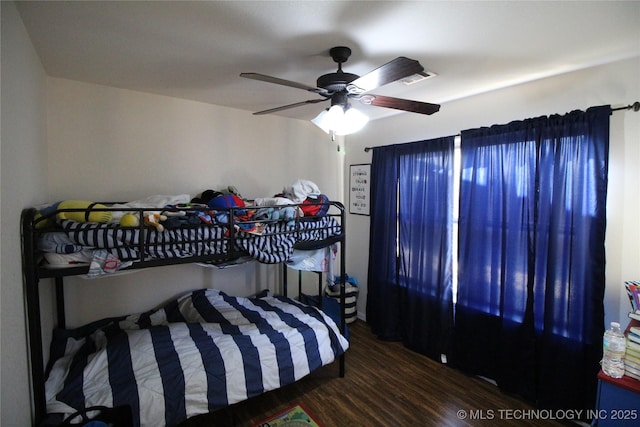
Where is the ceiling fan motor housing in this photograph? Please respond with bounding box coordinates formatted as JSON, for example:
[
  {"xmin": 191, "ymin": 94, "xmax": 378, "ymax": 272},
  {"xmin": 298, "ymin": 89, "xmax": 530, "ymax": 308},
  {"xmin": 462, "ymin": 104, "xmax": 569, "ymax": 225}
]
[
  {"xmin": 317, "ymin": 72, "xmax": 359, "ymax": 93},
  {"xmin": 330, "ymin": 91, "xmax": 349, "ymax": 107}
]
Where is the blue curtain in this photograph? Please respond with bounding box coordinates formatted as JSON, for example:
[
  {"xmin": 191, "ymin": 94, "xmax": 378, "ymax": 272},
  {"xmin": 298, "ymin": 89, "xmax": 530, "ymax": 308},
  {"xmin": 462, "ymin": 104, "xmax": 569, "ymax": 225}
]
[
  {"xmin": 452, "ymin": 106, "xmax": 610, "ymax": 411},
  {"xmin": 367, "ymin": 137, "xmax": 454, "ymax": 359}
]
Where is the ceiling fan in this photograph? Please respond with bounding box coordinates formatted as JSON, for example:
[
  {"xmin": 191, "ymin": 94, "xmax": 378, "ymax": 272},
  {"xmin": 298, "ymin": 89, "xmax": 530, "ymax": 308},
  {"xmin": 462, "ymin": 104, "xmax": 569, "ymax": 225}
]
[{"xmin": 240, "ymin": 46, "xmax": 440, "ymax": 135}]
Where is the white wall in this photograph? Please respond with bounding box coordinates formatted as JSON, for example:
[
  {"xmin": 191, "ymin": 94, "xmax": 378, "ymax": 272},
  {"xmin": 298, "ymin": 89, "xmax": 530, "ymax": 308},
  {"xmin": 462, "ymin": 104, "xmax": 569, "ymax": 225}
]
[
  {"xmin": 345, "ymin": 56, "xmax": 640, "ymax": 329},
  {"xmin": 1, "ymin": 2, "xmax": 49, "ymax": 425},
  {"xmin": 607, "ymin": 102, "xmax": 640, "ymax": 328},
  {"xmin": 45, "ymin": 77, "xmax": 345, "ymax": 326},
  {"xmin": 46, "ymin": 78, "xmax": 345, "ymax": 203}
]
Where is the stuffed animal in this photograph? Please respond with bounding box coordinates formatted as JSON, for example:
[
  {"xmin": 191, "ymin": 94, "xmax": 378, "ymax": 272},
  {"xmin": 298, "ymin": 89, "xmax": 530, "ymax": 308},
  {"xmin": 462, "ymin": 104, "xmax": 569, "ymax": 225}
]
[
  {"xmin": 254, "ymin": 206, "xmax": 297, "ymax": 228},
  {"xmin": 119, "ymin": 213, "xmax": 140, "ymax": 227},
  {"xmin": 144, "ymin": 213, "xmax": 167, "ymax": 232},
  {"xmin": 55, "ymin": 200, "xmax": 113, "ymax": 223},
  {"xmin": 278, "ymin": 206, "xmax": 297, "ymax": 227}
]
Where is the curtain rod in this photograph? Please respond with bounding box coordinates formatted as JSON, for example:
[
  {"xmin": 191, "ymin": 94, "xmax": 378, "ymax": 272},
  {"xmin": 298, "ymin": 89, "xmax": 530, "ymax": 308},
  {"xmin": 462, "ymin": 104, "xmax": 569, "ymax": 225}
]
[
  {"xmin": 612, "ymin": 101, "xmax": 640, "ymax": 112},
  {"xmin": 364, "ymin": 102, "xmax": 640, "ymax": 152}
]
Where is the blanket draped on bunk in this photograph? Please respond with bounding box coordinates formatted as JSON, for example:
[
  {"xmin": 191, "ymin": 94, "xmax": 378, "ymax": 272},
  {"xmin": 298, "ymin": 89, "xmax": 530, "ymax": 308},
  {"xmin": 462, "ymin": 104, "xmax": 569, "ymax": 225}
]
[{"xmin": 44, "ymin": 289, "xmax": 349, "ymax": 427}]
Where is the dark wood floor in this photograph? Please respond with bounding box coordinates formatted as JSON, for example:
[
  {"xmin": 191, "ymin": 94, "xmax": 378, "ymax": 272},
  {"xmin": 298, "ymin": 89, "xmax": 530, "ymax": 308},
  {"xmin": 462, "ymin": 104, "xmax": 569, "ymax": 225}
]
[{"xmin": 180, "ymin": 321, "xmax": 573, "ymax": 427}]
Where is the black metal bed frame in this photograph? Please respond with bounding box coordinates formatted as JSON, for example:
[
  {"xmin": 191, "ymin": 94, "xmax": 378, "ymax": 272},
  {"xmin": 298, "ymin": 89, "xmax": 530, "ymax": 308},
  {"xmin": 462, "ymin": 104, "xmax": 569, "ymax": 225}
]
[{"xmin": 21, "ymin": 201, "xmax": 346, "ymax": 426}]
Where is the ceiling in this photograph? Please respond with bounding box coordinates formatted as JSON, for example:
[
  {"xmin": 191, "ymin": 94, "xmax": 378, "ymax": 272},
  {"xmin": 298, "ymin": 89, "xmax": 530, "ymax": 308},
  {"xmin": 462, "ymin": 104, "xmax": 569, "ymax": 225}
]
[{"xmin": 15, "ymin": 1, "xmax": 640, "ymax": 122}]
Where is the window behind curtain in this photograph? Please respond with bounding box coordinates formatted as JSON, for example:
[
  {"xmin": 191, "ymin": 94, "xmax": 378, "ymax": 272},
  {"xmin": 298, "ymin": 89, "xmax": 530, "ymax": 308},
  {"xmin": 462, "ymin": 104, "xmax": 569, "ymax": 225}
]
[
  {"xmin": 367, "ymin": 137, "xmax": 454, "ymax": 359},
  {"xmin": 452, "ymin": 106, "xmax": 610, "ymax": 412},
  {"xmin": 456, "ymin": 132, "xmax": 537, "ymax": 323}
]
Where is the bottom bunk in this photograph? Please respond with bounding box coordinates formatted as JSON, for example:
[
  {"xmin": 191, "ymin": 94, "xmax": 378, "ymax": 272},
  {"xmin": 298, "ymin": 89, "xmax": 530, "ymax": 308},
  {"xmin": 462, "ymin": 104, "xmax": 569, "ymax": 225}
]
[{"xmin": 41, "ymin": 288, "xmax": 349, "ymax": 427}]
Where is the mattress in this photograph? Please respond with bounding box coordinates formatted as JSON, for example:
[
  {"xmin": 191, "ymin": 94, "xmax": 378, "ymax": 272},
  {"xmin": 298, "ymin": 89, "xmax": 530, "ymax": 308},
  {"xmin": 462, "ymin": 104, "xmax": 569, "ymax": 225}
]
[{"xmin": 44, "ymin": 288, "xmax": 349, "ymax": 427}]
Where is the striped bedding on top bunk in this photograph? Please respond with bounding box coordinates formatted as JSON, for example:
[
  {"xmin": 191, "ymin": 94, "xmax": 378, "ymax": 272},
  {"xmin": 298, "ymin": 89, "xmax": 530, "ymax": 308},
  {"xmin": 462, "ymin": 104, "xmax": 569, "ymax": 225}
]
[
  {"xmin": 51, "ymin": 215, "xmax": 341, "ymax": 265},
  {"xmin": 44, "ymin": 289, "xmax": 349, "ymax": 427},
  {"xmin": 55, "ymin": 218, "xmax": 229, "ymax": 261},
  {"xmin": 236, "ymin": 216, "xmax": 342, "ymax": 263},
  {"xmin": 56, "ymin": 219, "xmax": 228, "ymax": 261}
]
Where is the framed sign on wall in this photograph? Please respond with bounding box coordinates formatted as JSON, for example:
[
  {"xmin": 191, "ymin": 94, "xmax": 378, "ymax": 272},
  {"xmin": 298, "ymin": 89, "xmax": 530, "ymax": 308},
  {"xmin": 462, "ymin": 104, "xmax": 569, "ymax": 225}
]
[{"xmin": 349, "ymin": 164, "xmax": 371, "ymax": 215}]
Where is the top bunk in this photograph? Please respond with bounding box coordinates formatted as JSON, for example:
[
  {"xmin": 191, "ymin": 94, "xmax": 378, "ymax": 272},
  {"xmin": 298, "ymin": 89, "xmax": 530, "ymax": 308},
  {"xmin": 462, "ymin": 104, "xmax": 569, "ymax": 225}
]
[{"xmin": 22, "ymin": 189, "xmax": 345, "ymax": 280}]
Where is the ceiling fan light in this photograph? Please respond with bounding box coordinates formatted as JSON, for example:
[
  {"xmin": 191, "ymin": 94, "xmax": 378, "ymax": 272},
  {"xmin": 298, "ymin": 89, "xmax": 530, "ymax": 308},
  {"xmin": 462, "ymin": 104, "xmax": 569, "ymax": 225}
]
[
  {"xmin": 327, "ymin": 104, "xmax": 345, "ymax": 120},
  {"xmin": 337, "ymin": 107, "xmax": 369, "ymax": 135},
  {"xmin": 311, "ymin": 105, "xmax": 368, "ymax": 136},
  {"xmin": 311, "ymin": 109, "xmax": 332, "ymax": 133},
  {"xmin": 312, "ymin": 105, "xmax": 344, "ymax": 133}
]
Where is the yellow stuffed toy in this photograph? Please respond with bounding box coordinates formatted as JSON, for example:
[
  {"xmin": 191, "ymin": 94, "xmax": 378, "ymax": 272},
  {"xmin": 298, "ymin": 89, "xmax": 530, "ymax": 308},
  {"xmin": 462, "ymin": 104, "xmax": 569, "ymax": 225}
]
[
  {"xmin": 55, "ymin": 200, "xmax": 113, "ymax": 223},
  {"xmin": 119, "ymin": 213, "xmax": 140, "ymax": 227}
]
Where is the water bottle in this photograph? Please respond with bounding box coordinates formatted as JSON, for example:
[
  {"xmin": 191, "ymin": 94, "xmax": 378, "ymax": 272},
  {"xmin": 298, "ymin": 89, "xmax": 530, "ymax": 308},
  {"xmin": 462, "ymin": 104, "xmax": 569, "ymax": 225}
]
[{"xmin": 602, "ymin": 321, "xmax": 626, "ymax": 378}]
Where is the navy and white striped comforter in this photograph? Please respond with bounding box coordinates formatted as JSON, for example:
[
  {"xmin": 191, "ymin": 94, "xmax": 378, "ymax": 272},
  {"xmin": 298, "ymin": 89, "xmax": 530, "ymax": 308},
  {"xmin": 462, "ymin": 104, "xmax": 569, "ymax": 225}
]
[
  {"xmin": 53, "ymin": 216, "xmax": 341, "ymax": 264},
  {"xmin": 235, "ymin": 217, "xmax": 342, "ymax": 263},
  {"xmin": 44, "ymin": 289, "xmax": 349, "ymax": 426}
]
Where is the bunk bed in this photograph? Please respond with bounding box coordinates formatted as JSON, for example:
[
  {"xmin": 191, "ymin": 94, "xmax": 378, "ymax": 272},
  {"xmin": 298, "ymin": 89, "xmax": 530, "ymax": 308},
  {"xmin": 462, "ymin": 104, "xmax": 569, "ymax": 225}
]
[{"xmin": 21, "ymin": 193, "xmax": 348, "ymax": 427}]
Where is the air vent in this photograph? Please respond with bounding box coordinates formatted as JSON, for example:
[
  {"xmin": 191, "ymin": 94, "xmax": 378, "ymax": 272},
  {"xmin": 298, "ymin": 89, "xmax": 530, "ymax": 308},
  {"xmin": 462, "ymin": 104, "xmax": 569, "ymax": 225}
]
[{"xmin": 400, "ymin": 70, "xmax": 437, "ymax": 85}]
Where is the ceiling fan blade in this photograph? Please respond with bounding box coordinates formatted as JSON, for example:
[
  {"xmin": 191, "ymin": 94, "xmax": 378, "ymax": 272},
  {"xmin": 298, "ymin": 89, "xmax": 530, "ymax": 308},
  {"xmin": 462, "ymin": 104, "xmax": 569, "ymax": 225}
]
[
  {"xmin": 346, "ymin": 57, "xmax": 425, "ymax": 94},
  {"xmin": 240, "ymin": 72, "xmax": 330, "ymax": 95},
  {"xmin": 252, "ymin": 98, "xmax": 329, "ymax": 115},
  {"xmin": 361, "ymin": 94, "xmax": 440, "ymax": 115}
]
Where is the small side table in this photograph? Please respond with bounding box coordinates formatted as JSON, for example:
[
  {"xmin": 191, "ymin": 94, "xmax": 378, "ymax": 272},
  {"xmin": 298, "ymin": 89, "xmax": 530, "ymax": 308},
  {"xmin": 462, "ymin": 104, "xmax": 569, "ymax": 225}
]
[{"xmin": 592, "ymin": 370, "xmax": 640, "ymax": 426}]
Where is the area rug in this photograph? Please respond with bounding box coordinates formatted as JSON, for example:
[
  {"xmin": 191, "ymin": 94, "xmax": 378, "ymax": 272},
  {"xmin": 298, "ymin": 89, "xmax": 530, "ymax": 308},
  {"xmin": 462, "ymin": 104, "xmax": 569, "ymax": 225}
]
[{"xmin": 253, "ymin": 404, "xmax": 322, "ymax": 427}]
